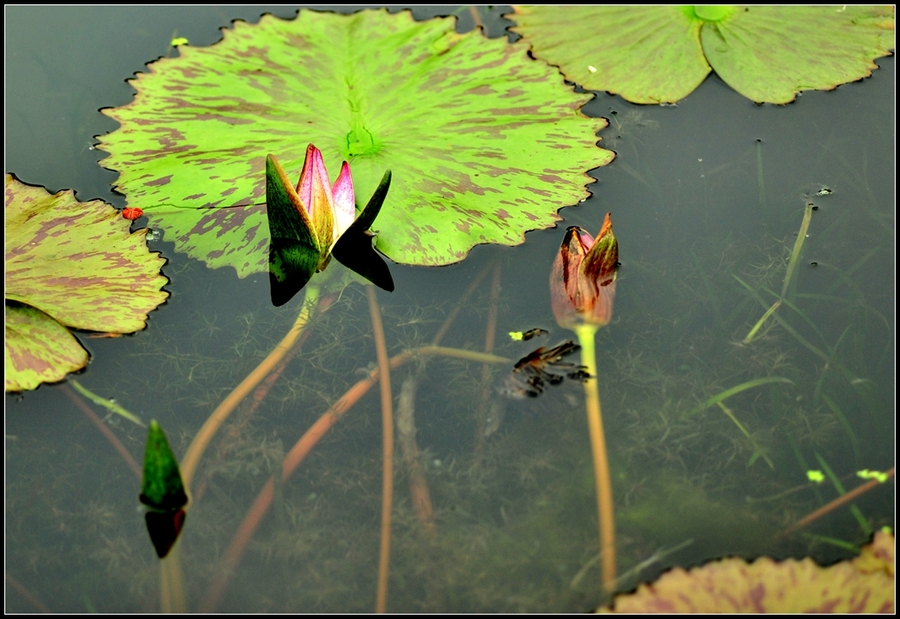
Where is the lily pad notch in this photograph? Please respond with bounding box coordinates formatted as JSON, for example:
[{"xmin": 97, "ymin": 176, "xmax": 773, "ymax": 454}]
[
  {"xmin": 96, "ymin": 8, "xmax": 614, "ymax": 278},
  {"xmin": 5, "ymin": 174, "xmax": 169, "ymax": 391}
]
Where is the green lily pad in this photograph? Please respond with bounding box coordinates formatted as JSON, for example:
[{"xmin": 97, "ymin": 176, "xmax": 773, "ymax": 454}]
[
  {"xmin": 510, "ymin": 6, "xmax": 895, "ymax": 104},
  {"xmin": 97, "ymin": 9, "xmax": 612, "ymax": 276},
  {"xmin": 5, "ymin": 174, "xmax": 169, "ymax": 391},
  {"xmin": 5, "ymin": 304, "xmax": 88, "ymax": 392}
]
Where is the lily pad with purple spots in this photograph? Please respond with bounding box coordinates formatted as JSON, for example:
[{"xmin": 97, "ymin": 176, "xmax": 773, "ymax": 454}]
[
  {"xmin": 511, "ymin": 6, "xmax": 895, "ymax": 105},
  {"xmin": 97, "ymin": 8, "xmax": 613, "ymax": 277},
  {"xmin": 5, "ymin": 174, "xmax": 169, "ymax": 391},
  {"xmin": 600, "ymin": 530, "xmax": 895, "ymax": 613}
]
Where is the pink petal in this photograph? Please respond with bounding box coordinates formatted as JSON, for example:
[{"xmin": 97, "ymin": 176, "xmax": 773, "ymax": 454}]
[
  {"xmin": 296, "ymin": 144, "xmax": 334, "ymax": 216},
  {"xmin": 331, "ymin": 161, "xmax": 356, "ymax": 240}
]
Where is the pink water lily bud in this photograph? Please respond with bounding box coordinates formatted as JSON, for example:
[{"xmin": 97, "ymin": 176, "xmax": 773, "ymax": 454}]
[
  {"xmin": 266, "ymin": 144, "xmax": 394, "ymax": 305},
  {"xmin": 549, "ymin": 213, "xmax": 618, "ymax": 329}
]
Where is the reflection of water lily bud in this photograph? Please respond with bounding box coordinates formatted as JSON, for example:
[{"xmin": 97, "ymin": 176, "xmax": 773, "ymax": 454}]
[{"xmin": 549, "ymin": 213, "xmax": 618, "ymax": 329}]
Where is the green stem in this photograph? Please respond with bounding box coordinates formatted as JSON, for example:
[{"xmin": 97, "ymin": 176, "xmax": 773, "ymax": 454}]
[
  {"xmin": 741, "ymin": 201, "xmax": 815, "ymax": 343},
  {"xmin": 574, "ymin": 324, "xmax": 616, "ymax": 592},
  {"xmin": 814, "ymin": 453, "xmax": 872, "ymax": 536},
  {"xmin": 685, "ymin": 376, "xmax": 793, "ymax": 418},
  {"xmin": 170, "ymin": 284, "xmax": 320, "ymax": 613},
  {"xmin": 68, "ymin": 379, "xmax": 145, "ymax": 426},
  {"xmin": 781, "ymin": 201, "xmax": 815, "ymax": 299}
]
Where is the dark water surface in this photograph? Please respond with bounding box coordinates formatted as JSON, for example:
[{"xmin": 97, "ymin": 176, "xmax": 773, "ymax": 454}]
[{"xmin": 6, "ymin": 6, "xmax": 894, "ymax": 612}]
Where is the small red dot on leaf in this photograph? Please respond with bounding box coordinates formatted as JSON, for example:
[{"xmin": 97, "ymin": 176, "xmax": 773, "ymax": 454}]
[{"xmin": 122, "ymin": 207, "xmax": 143, "ymax": 220}]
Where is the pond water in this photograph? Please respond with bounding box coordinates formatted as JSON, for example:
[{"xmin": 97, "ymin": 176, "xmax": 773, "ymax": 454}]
[{"xmin": 5, "ymin": 5, "xmax": 894, "ymax": 613}]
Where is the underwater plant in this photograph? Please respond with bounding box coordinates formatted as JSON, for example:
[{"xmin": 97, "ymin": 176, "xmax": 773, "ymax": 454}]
[{"xmin": 4, "ymin": 4, "xmax": 892, "ymax": 614}]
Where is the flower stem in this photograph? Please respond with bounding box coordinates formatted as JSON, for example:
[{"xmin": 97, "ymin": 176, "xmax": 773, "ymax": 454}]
[
  {"xmin": 181, "ymin": 284, "xmax": 320, "ymax": 488},
  {"xmin": 574, "ymin": 323, "xmax": 617, "ymax": 592},
  {"xmin": 171, "ymin": 285, "xmax": 320, "ymax": 612},
  {"xmin": 200, "ymin": 344, "xmax": 510, "ymax": 611},
  {"xmin": 367, "ymin": 286, "xmax": 394, "ymax": 614}
]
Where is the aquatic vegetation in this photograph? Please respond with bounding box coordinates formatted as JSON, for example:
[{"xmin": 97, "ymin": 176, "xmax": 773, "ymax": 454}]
[
  {"xmin": 550, "ymin": 214, "xmax": 619, "ymax": 330},
  {"xmin": 140, "ymin": 421, "xmax": 188, "ymax": 558},
  {"xmin": 4, "ymin": 174, "xmax": 168, "ymax": 391},
  {"xmin": 4, "ymin": 3, "xmax": 892, "ymax": 614},
  {"xmin": 97, "ymin": 8, "xmax": 612, "ymax": 275},
  {"xmin": 511, "ymin": 6, "xmax": 895, "ymax": 104},
  {"xmin": 549, "ymin": 213, "xmax": 620, "ymax": 591},
  {"xmin": 600, "ymin": 530, "xmax": 894, "ymax": 613}
]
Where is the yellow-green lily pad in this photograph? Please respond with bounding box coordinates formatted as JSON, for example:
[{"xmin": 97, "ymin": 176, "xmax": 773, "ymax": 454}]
[
  {"xmin": 97, "ymin": 9, "xmax": 612, "ymax": 277},
  {"xmin": 5, "ymin": 174, "xmax": 169, "ymax": 391},
  {"xmin": 511, "ymin": 6, "xmax": 895, "ymax": 104},
  {"xmin": 5, "ymin": 304, "xmax": 88, "ymax": 392}
]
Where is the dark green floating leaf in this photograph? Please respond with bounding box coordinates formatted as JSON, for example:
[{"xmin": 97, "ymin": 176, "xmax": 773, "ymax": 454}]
[
  {"xmin": 98, "ymin": 9, "xmax": 612, "ymax": 276},
  {"xmin": 511, "ymin": 6, "xmax": 895, "ymax": 104},
  {"xmin": 140, "ymin": 421, "xmax": 187, "ymax": 558}
]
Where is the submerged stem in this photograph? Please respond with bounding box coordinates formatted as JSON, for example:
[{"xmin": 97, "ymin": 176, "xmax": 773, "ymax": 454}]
[
  {"xmin": 181, "ymin": 284, "xmax": 320, "ymax": 488},
  {"xmin": 201, "ymin": 343, "xmax": 510, "ymax": 612},
  {"xmin": 172, "ymin": 285, "xmax": 320, "ymax": 613},
  {"xmin": 574, "ymin": 323, "xmax": 617, "ymax": 592},
  {"xmin": 368, "ymin": 286, "xmax": 394, "ymax": 614}
]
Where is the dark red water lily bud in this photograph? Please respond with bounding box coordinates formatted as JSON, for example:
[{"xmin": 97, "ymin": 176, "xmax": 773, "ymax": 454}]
[{"xmin": 549, "ymin": 213, "xmax": 618, "ymax": 329}]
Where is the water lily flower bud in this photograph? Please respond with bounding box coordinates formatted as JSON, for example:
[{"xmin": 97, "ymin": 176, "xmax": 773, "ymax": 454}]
[{"xmin": 549, "ymin": 213, "xmax": 618, "ymax": 329}]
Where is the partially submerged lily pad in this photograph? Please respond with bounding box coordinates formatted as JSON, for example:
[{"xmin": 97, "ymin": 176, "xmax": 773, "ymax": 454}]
[
  {"xmin": 511, "ymin": 6, "xmax": 895, "ymax": 104},
  {"xmin": 98, "ymin": 8, "xmax": 612, "ymax": 277},
  {"xmin": 5, "ymin": 174, "xmax": 169, "ymax": 391},
  {"xmin": 600, "ymin": 531, "xmax": 894, "ymax": 613}
]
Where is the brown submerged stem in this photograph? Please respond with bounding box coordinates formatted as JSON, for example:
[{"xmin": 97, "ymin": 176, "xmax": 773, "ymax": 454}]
[
  {"xmin": 201, "ymin": 344, "xmax": 510, "ymax": 612},
  {"xmin": 368, "ymin": 286, "xmax": 395, "ymax": 614},
  {"xmin": 181, "ymin": 284, "xmax": 321, "ymax": 489},
  {"xmin": 780, "ymin": 468, "xmax": 895, "ymax": 537}
]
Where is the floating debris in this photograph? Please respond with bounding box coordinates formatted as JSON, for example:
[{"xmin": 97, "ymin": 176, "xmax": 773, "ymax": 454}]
[{"xmin": 499, "ymin": 340, "xmax": 589, "ymax": 400}]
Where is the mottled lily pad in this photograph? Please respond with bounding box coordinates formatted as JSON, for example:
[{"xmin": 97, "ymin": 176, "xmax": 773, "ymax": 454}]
[
  {"xmin": 5, "ymin": 174, "xmax": 169, "ymax": 391},
  {"xmin": 98, "ymin": 9, "xmax": 612, "ymax": 277},
  {"xmin": 511, "ymin": 6, "xmax": 895, "ymax": 104},
  {"xmin": 600, "ymin": 531, "xmax": 894, "ymax": 613},
  {"xmin": 5, "ymin": 304, "xmax": 88, "ymax": 392}
]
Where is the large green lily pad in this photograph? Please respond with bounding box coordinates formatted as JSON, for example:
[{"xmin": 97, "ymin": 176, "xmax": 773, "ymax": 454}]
[
  {"xmin": 5, "ymin": 174, "xmax": 169, "ymax": 391},
  {"xmin": 97, "ymin": 9, "xmax": 612, "ymax": 277},
  {"xmin": 511, "ymin": 6, "xmax": 895, "ymax": 104}
]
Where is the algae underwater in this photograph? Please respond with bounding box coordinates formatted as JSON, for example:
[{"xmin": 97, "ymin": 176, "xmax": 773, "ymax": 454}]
[{"xmin": 5, "ymin": 5, "xmax": 895, "ymax": 613}]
